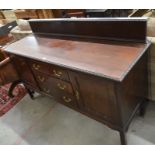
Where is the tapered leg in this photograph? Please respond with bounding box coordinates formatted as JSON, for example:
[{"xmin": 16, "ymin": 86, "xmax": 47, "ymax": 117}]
[
  {"xmin": 139, "ymin": 99, "xmax": 148, "ymax": 117},
  {"xmin": 119, "ymin": 131, "xmax": 127, "ymax": 145},
  {"xmin": 26, "ymin": 87, "xmax": 35, "ymax": 99},
  {"xmin": 139, "ymin": 104, "xmax": 145, "ymax": 116}
]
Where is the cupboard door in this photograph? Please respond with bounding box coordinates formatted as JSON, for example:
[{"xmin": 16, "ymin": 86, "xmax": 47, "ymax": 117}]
[{"xmin": 73, "ymin": 73, "xmax": 119, "ymax": 124}]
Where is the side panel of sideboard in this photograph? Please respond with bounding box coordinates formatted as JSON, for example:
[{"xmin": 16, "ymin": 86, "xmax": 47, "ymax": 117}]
[{"xmin": 115, "ymin": 52, "xmax": 148, "ymax": 129}]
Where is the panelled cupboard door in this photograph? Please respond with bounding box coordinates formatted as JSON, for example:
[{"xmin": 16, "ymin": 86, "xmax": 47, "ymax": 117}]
[{"xmin": 70, "ymin": 72, "xmax": 120, "ymax": 125}]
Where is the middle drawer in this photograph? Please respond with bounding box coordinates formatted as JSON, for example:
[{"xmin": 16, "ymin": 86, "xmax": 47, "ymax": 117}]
[{"xmin": 34, "ymin": 71, "xmax": 74, "ymax": 96}]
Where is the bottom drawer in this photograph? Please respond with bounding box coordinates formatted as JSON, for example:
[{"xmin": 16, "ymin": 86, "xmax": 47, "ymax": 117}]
[
  {"xmin": 42, "ymin": 89, "xmax": 78, "ymax": 108},
  {"xmin": 33, "ymin": 71, "xmax": 78, "ymax": 108},
  {"xmin": 55, "ymin": 94, "xmax": 77, "ymax": 108}
]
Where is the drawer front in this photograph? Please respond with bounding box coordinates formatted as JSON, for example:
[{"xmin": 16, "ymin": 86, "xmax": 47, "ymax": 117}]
[
  {"xmin": 11, "ymin": 55, "xmax": 39, "ymax": 89},
  {"xmin": 28, "ymin": 59, "xmax": 69, "ymax": 81},
  {"xmin": 34, "ymin": 71, "xmax": 77, "ymax": 107},
  {"xmin": 56, "ymin": 94, "xmax": 77, "ymax": 108},
  {"xmin": 34, "ymin": 71, "xmax": 73, "ymax": 95},
  {"xmin": 29, "ymin": 59, "xmax": 50, "ymax": 74},
  {"xmin": 50, "ymin": 65, "xmax": 69, "ymax": 81}
]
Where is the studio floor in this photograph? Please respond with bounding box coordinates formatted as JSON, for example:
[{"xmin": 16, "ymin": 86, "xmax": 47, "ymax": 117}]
[{"xmin": 0, "ymin": 94, "xmax": 155, "ymax": 145}]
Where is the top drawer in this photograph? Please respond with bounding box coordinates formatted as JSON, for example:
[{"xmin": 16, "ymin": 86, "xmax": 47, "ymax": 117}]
[{"xmin": 28, "ymin": 59, "xmax": 69, "ymax": 81}]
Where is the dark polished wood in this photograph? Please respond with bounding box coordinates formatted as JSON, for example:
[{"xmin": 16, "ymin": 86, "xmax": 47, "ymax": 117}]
[
  {"xmin": 5, "ymin": 35, "xmax": 148, "ymax": 82},
  {"xmin": 29, "ymin": 18, "xmax": 147, "ymax": 43},
  {"xmin": 70, "ymin": 72, "xmax": 119, "ymax": 125},
  {"xmin": 115, "ymin": 52, "xmax": 148, "ymax": 129},
  {"xmin": 3, "ymin": 18, "xmax": 150, "ymax": 145}
]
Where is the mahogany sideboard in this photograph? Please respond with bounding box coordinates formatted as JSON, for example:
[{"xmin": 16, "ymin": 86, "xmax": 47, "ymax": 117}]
[{"xmin": 3, "ymin": 18, "xmax": 151, "ymax": 144}]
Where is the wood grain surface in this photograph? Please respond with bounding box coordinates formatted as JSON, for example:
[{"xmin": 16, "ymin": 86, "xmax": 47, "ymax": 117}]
[{"xmin": 5, "ymin": 35, "xmax": 148, "ymax": 81}]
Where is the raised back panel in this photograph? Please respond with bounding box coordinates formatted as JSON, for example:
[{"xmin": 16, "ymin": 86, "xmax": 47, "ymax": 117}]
[{"xmin": 29, "ymin": 18, "xmax": 147, "ymax": 43}]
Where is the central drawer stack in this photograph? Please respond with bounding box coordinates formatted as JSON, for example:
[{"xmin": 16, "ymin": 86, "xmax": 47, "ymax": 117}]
[{"xmin": 28, "ymin": 59, "xmax": 78, "ymax": 108}]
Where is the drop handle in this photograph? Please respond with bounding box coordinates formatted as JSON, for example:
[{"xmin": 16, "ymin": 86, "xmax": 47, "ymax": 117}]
[
  {"xmin": 62, "ymin": 96, "xmax": 72, "ymax": 103},
  {"xmin": 33, "ymin": 63, "xmax": 40, "ymax": 70},
  {"xmin": 53, "ymin": 69, "xmax": 62, "ymax": 77},
  {"xmin": 37, "ymin": 75, "xmax": 45, "ymax": 82},
  {"xmin": 57, "ymin": 83, "xmax": 66, "ymax": 90}
]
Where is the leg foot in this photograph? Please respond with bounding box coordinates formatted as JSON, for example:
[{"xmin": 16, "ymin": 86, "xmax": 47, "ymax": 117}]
[
  {"xmin": 119, "ymin": 131, "xmax": 127, "ymax": 145},
  {"xmin": 139, "ymin": 104, "xmax": 145, "ymax": 116},
  {"xmin": 26, "ymin": 88, "xmax": 35, "ymax": 99},
  {"xmin": 139, "ymin": 99, "xmax": 148, "ymax": 117}
]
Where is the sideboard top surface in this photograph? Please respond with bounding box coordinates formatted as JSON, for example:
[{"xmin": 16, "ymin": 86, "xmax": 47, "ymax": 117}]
[{"xmin": 4, "ymin": 34, "xmax": 149, "ymax": 81}]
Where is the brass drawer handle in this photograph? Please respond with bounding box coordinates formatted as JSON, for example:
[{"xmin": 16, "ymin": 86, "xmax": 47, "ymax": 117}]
[
  {"xmin": 32, "ymin": 63, "xmax": 40, "ymax": 70},
  {"xmin": 43, "ymin": 88, "xmax": 50, "ymax": 93},
  {"xmin": 62, "ymin": 96, "xmax": 72, "ymax": 103},
  {"xmin": 37, "ymin": 75, "xmax": 45, "ymax": 82},
  {"xmin": 57, "ymin": 83, "xmax": 66, "ymax": 90},
  {"xmin": 53, "ymin": 69, "xmax": 62, "ymax": 77}
]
